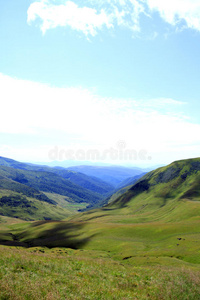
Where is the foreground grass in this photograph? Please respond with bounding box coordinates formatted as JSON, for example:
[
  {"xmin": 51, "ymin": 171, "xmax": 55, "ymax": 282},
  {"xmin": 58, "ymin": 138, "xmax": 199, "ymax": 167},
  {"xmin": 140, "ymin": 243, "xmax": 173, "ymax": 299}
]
[{"xmin": 0, "ymin": 245, "xmax": 200, "ymax": 300}]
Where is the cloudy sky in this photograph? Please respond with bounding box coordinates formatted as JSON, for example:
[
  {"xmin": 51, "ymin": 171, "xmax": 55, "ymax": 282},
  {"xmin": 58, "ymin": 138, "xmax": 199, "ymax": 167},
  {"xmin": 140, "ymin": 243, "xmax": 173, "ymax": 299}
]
[{"xmin": 1, "ymin": 0, "xmax": 200, "ymax": 166}]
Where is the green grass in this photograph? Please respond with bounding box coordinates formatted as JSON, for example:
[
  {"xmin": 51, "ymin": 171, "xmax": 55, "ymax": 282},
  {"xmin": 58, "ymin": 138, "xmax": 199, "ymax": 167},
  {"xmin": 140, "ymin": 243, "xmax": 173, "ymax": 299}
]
[
  {"xmin": 0, "ymin": 245, "xmax": 200, "ymax": 299},
  {"xmin": 0, "ymin": 157, "xmax": 200, "ymax": 298}
]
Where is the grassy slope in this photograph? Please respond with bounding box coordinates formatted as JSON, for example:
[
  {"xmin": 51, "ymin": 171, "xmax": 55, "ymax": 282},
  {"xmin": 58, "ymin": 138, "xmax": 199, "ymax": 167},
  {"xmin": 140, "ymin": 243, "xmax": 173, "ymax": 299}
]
[
  {"xmin": 0, "ymin": 158, "xmax": 200, "ymax": 298},
  {"xmin": 0, "ymin": 245, "xmax": 200, "ymax": 300}
]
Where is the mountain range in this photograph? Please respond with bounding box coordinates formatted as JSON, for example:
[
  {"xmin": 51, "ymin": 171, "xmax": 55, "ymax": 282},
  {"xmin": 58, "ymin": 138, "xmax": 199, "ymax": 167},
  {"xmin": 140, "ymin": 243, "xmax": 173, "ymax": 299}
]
[
  {"xmin": 0, "ymin": 156, "xmax": 199, "ymax": 250},
  {"xmin": 0, "ymin": 156, "xmax": 145, "ymax": 220}
]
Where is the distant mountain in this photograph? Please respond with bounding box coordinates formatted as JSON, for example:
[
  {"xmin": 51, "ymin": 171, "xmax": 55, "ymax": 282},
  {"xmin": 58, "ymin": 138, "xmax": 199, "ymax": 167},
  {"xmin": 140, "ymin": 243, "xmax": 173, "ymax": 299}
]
[
  {"xmin": 67, "ymin": 165, "xmax": 144, "ymax": 186},
  {"xmin": 38, "ymin": 160, "xmax": 111, "ymax": 168},
  {"xmin": 0, "ymin": 156, "xmax": 116, "ymax": 220},
  {"xmin": 0, "ymin": 165, "xmax": 102, "ymax": 205},
  {"xmin": 0, "ymin": 156, "xmax": 114, "ymax": 196},
  {"xmin": 52, "ymin": 168, "xmax": 114, "ymax": 195}
]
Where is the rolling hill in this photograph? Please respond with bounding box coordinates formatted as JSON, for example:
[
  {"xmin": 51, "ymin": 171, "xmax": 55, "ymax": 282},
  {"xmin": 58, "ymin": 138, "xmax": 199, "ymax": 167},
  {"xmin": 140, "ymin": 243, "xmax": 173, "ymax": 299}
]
[{"xmin": 5, "ymin": 157, "xmax": 200, "ymax": 266}]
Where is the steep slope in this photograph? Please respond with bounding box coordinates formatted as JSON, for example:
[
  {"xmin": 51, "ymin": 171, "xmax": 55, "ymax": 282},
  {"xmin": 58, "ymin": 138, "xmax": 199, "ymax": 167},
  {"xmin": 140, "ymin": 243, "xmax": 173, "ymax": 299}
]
[{"xmin": 92, "ymin": 157, "xmax": 200, "ymax": 223}]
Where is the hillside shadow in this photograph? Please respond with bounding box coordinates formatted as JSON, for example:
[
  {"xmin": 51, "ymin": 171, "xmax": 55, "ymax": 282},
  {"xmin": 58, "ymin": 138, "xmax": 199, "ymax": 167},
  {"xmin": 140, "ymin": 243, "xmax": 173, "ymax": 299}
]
[{"xmin": 0, "ymin": 221, "xmax": 95, "ymax": 249}]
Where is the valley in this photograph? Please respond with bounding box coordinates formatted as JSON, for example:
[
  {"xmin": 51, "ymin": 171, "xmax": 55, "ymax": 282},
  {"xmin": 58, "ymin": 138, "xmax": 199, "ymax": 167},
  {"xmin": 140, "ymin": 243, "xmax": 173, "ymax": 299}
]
[{"xmin": 0, "ymin": 156, "xmax": 200, "ymax": 299}]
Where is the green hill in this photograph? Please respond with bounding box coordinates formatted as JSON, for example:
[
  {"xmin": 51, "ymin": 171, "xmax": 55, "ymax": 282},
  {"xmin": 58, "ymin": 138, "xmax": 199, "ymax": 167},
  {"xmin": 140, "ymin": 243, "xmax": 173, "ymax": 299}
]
[
  {"xmin": 106, "ymin": 157, "xmax": 200, "ymax": 221},
  {"xmin": 6, "ymin": 157, "xmax": 200, "ymax": 266}
]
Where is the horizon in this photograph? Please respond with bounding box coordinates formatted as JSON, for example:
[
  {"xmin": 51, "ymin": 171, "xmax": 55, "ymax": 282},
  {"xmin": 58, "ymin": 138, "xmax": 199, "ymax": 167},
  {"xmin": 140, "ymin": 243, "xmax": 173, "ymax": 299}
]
[
  {"xmin": 4, "ymin": 153, "xmax": 200, "ymax": 171},
  {"xmin": 1, "ymin": 0, "xmax": 200, "ymax": 166}
]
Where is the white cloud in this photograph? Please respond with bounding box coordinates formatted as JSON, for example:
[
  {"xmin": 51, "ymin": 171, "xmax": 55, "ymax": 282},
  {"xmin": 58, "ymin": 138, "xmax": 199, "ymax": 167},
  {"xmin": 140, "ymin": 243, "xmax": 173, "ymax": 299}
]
[
  {"xmin": 27, "ymin": 0, "xmax": 146, "ymax": 35},
  {"xmin": 146, "ymin": 0, "xmax": 200, "ymax": 31},
  {"xmin": 27, "ymin": 0, "xmax": 113, "ymax": 36},
  {"xmin": 27, "ymin": 0, "xmax": 200, "ymax": 36},
  {"xmin": 0, "ymin": 73, "xmax": 200, "ymax": 164}
]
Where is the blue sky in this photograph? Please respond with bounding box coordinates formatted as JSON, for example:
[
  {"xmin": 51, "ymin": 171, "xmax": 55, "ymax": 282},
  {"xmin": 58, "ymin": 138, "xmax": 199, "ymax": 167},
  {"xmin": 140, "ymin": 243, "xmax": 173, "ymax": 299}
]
[{"xmin": 0, "ymin": 0, "xmax": 200, "ymax": 167}]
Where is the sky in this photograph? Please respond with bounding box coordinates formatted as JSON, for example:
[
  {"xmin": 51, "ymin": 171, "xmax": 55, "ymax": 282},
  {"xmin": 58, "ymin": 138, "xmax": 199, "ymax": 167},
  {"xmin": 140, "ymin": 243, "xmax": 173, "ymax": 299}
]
[{"xmin": 0, "ymin": 0, "xmax": 200, "ymax": 167}]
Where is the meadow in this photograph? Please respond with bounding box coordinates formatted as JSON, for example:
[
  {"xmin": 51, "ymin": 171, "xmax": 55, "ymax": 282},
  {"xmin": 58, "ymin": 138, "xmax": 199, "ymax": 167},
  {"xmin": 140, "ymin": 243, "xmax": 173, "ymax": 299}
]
[
  {"xmin": 1, "ymin": 158, "xmax": 200, "ymax": 299},
  {"xmin": 0, "ymin": 207, "xmax": 200, "ymax": 299},
  {"xmin": 0, "ymin": 245, "xmax": 200, "ymax": 300}
]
